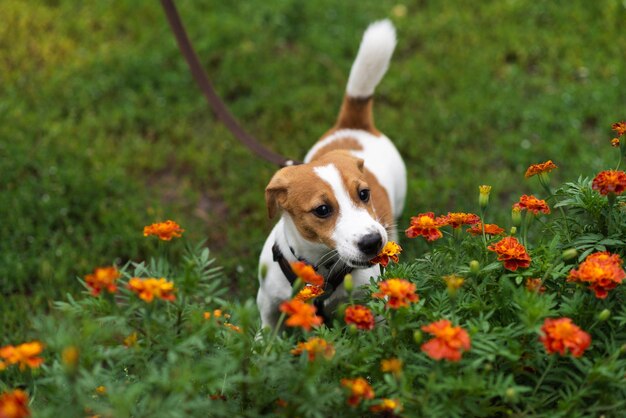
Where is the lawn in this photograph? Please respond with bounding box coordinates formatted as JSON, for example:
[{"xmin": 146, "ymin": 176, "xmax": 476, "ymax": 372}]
[{"xmin": 2, "ymin": 0, "xmax": 625, "ymax": 339}]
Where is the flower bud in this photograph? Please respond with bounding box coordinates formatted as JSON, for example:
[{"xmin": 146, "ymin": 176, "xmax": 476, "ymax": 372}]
[
  {"xmin": 479, "ymin": 185, "xmax": 491, "ymax": 209},
  {"xmin": 598, "ymin": 309, "xmax": 611, "ymax": 321},
  {"xmin": 505, "ymin": 388, "xmax": 517, "ymax": 402},
  {"xmin": 413, "ymin": 330, "xmax": 423, "ymax": 344},
  {"xmin": 62, "ymin": 345, "xmax": 79, "ymax": 372},
  {"xmin": 343, "ymin": 273, "xmax": 353, "ymax": 293},
  {"xmin": 511, "ymin": 206, "xmax": 522, "ymax": 227},
  {"xmin": 349, "ymin": 324, "xmax": 358, "ymax": 335},
  {"xmin": 469, "ymin": 260, "xmax": 480, "ymax": 274},
  {"xmin": 509, "ymin": 226, "xmax": 517, "ymax": 236},
  {"xmin": 562, "ymin": 248, "xmax": 578, "ymax": 261}
]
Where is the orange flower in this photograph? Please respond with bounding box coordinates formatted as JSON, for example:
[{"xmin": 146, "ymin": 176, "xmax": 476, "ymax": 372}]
[
  {"xmin": 540, "ymin": 317, "xmax": 591, "ymax": 357},
  {"xmin": 525, "ymin": 160, "xmax": 558, "ymax": 178},
  {"xmin": 592, "ymin": 170, "xmax": 626, "ymax": 196},
  {"xmin": 372, "ymin": 279, "xmax": 419, "ymax": 309},
  {"xmin": 421, "ymin": 319, "xmax": 471, "ymax": 362},
  {"xmin": 84, "ymin": 266, "xmax": 120, "ymax": 296},
  {"xmin": 223, "ymin": 323, "xmax": 242, "ymax": 333},
  {"xmin": 487, "ymin": 236, "xmax": 531, "ymax": 271},
  {"xmin": 143, "ymin": 220, "xmax": 184, "ymax": 241},
  {"xmin": 611, "ymin": 138, "xmax": 620, "ymax": 147},
  {"xmin": 515, "ymin": 195, "xmax": 550, "ymax": 215},
  {"xmin": 466, "ymin": 223, "xmax": 505, "ymax": 236},
  {"xmin": 127, "ymin": 277, "xmax": 176, "ymax": 303},
  {"xmin": 123, "ymin": 332, "xmax": 138, "ymax": 348},
  {"xmin": 370, "ymin": 241, "xmax": 402, "ymax": 267},
  {"xmin": 444, "ymin": 212, "xmax": 480, "ymax": 228},
  {"xmin": 525, "ymin": 278, "xmax": 546, "ymax": 294},
  {"xmin": 405, "ymin": 212, "xmax": 448, "ymax": 241},
  {"xmin": 340, "ymin": 377, "xmax": 375, "ymax": 406},
  {"xmin": 567, "ymin": 251, "xmax": 625, "ymax": 299},
  {"xmin": 380, "ymin": 358, "xmax": 403, "ymax": 377},
  {"xmin": 0, "ymin": 341, "xmax": 44, "ymax": 371},
  {"xmin": 0, "ymin": 389, "xmax": 30, "ymax": 418},
  {"xmin": 291, "ymin": 337, "xmax": 335, "ymax": 361},
  {"xmin": 290, "ymin": 261, "xmax": 324, "ymax": 286},
  {"xmin": 344, "ymin": 305, "xmax": 375, "ymax": 330},
  {"xmin": 279, "ymin": 299, "xmax": 323, "ymax": 331},
  {"xmin": 612, "ymin": 121, "xmax": 626, "ymax": 137},
  {"xmin": 370, "ymin": 398, "xmax": 402, "ymax": 416},
  {"xmin": 294, "ymin": 285, "xmax": 324, "ymax": 302}
]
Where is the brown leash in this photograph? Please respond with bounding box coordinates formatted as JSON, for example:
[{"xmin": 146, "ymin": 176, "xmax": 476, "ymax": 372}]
[{"xmin": 160, "ymin": 0, "xmax": 300, "ymax": 168}]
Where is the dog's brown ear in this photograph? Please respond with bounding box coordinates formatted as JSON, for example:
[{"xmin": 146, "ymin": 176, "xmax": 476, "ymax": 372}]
[{"xmin": 265, "ymin": 168, "xmax": 292, "ymax": 219}]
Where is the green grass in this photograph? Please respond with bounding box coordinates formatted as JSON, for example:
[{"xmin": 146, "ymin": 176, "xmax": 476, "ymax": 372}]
[{"xmin": 2, "ymin": 0, "xmax": 626, "ymax": 338}]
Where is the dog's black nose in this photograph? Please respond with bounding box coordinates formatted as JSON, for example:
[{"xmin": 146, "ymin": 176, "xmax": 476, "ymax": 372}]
[{"xmin": 358, "ymin": 233, "xmax": 383, "ymax": 257}]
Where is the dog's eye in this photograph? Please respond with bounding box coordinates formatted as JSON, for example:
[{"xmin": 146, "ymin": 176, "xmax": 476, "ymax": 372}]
[
  {"xmin": 312, "ymin": 205, "xmax": 332, "ymax": 218},
  {"xmin": 359, "ymin": 189, "xmax": 370, "ymax": 203}
]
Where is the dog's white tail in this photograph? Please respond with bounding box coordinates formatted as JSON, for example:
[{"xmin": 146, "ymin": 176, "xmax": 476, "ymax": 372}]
[{"xmin": 346, "ymin": 19, "xmax": 397, "ymax": 98}]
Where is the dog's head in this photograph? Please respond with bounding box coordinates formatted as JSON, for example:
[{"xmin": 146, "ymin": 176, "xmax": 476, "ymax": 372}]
[{"xmin": 265, "ymin": 150, "xmax": 387, "ymax": 267}]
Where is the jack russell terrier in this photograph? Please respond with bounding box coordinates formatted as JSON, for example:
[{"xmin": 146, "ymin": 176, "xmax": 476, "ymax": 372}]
[{"xmin": 257, "ymin": 19, "xmax": 406, "ymax": 329}]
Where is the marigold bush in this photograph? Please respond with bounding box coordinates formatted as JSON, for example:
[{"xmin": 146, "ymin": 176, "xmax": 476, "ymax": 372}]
[{"xmin": 3, "ymin": 123, "xmax": 626, "ymax": 417}]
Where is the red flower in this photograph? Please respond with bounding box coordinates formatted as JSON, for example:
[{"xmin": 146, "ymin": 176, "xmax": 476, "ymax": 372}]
[
  {"xmin": 143, "ymin": 220, "xmax": 184, "ymax": 240},
  {"xmin": 525, "ymin": 278, "xmax": 546, "ymax": 294},
  {"xmin": 567, "ymin": 251, "xmax": 625, "ymax": 299},
  {"xmin": 487, "ymin": 236, "xmax": 531, "ymax": 271},
  {"xmin": 515, "ymin": 195, "xmax": 550, "ymax": 215},
  {"xmin": 290, "ymin": 261, "xmax": 324, "ymax": 286},
  {"xmin": 279, "ymin": 299, "xmax": 323, "ymax": 331},
  {"xmin": 612, "ymin": 121, "xmax": 626, "ymax": 137},
  {"xmin": 370, "ymin": 398, "xmax": 402, "ymax": 416},
  {"xmin": 340, "ymin": 377, "xmax": 374, "ymax": 406},
  {"xmin": 405, "ymin": 212, "xmax": 448, "ymax": 241},
  {"xmin": 344, "ymin": 305, "xmax": 375, "ymax": 330},
  {"xmin": 443, "ymin": 212, "xmax": 481, "ymax": 229},
  {"xmin": 372, "ymin": 279, "xmax": 419, "ymax": 309},
  {"xmin": 0, "ymin": 389, "xmax": 30, "ymax": 418},
  {"xmin": 421, "ymin": 319, "xmax": 471, "ymax": 362},
  {"xmin": 466, "ymin": 223, "xmax": 505, "ymax": 236},
  {"xmin": 84, "ymin": 266, "xmax": 120, "ymax": 296},
  {"xmin": 540, "ymin": 317, "xmax": 591, "ymax": 357},
  {"xmin": 370, "ymin": 241, "xmax": 402, "ymax": 267},
  {"xmin": 525, "ymin": 160, "xmax": 558, "ymax": 178},
  {"xmin": 592, "ymin": 170, "xmax": 626, "ymax": 196}
]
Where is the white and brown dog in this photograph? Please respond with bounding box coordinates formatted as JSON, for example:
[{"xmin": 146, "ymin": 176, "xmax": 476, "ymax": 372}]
[{"xmin": 257, "ymin": 20, "xmax": 406, "ymax": 329}]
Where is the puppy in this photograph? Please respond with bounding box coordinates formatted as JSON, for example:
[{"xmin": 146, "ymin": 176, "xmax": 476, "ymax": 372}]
[{"xmin": 257, "ymin": 20, "xmax": 406, "ymax": 329}]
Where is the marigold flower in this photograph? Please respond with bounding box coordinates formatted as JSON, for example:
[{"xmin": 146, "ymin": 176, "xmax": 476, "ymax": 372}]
[
  {"xmin": 515, "ymin": 195, "xmax": 550, "ymax": 215},
  {"xmin": 0, "ymin": 341, "xmax": 44, "ymax": 371},
  {"xmin": 123, "ymin": 332, "xmax": 138, "ymax": 348},
  {"xmin": 84, "ymin": 266, "xmax": 120, "ymax": 296},
  {"xmin": 479, "ymin": 185, "xmax": 491, "ymax": 208},
  {"xmin": 380, "ymin": 358, "xmax": 403, "ymax": 376},
  {"xmin": 223, "ymin": 323, "xmax": 242, "ymax": 333},
  {"xmin": 611, "ymin": 138, "xmax": 620, "ymax": 147},
  {"xmin": 466, "ymin": 223, "xmax": 505, "ymax": 236},
  {"xmin": 525, "ymin": 160, "xmax": 558, "ymax": 178},
  {"xmin": 370, "ymin": 398, "xmax": 403, "ymax": 416},
  {"xmin": 95, "ymin": 386, "xmax": 106, "ymax": 395},
  {"xmin": 340, "ymin": 377, "xmax": 375, "ymax": 406},
  {"xmin": 487, "ymin": 236, "xmax": 531, "ymax": 271},
  {"xmin": 294, "ymin": 285, "xmax": 324, "ymax": 302},
  {"xmin": 344, "ymin": 305, "xmax": 375, "ymax": 330},
  {"xmin": 370, "ymin": 241, "xmax": 402, "ymax": 267},
  {"xmin": 592, "ymin": 170, "xmax": 626, "ymax": 196},
  {"xmin": 540, "ymin": 317, "xmax": 591, "ymax": 357},
  {"xmin": 127, "ymin": 277, "xmax": 176, "ymax": 303},
  {"xmin": 279, "ymin": 299, "xmax": 323, "ymax": 331},
  {"xmin": 0, "ymin": 389, "xmax": 30, "ymax": 418},
  {"xmin": 612, "ymin": 121, "xmax": 626, "ymax": 137},
  {"xmin": 443, "ymin": 275, "xmax": 464, "ymax": 293},
  {"xmin": 525, "ymin": 278, "xmax": 546, "ymax": 294},
  {"xmin": 567, "ymin": 251, "xmax": 625, "ymax": 299},
  {"xmin": 444, "ymin": 212, "xmax": 481, "ymax": 228},
  {"xmin": 290, "ymin": 261, "xmax": 324, "ymax": 286},
  {"xmin": 291, "ymin": 337, "xmax": 335, "ymax": 361},
  {"xmin": 143, "ymin": 220, "xmax": 184, "ymax": 241},
  {"xmin": 372, "ymin": 278, "xmax": 419, "ymax": 309},
  {"xmin": 421, "ymin": 319, "xmax": 471, "ymax": 362},
  {"xmin": 405, "ymin": 212, "xmax": 448, "ymax": 241}
]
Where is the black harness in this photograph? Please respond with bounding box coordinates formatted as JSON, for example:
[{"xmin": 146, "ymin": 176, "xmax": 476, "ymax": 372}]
[{"xmin": 272, "ymin": 243, "xmax": 352, "ymax": 324}]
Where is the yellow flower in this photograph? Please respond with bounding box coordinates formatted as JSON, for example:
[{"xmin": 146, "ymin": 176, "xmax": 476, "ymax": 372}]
[
  {"xmin": 123, "ymin": 332, "xmax": 138, "ymax": 348},
  {"xmin": 380, "ymin": 358, "xmax": 403, "ymax": 377},
  {"xmin": 127, "ymin": 278, "xmax": 176, "ymax": 303}
]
